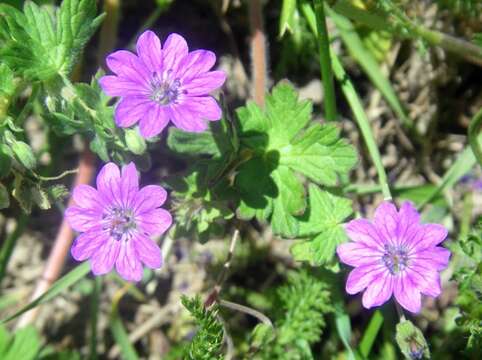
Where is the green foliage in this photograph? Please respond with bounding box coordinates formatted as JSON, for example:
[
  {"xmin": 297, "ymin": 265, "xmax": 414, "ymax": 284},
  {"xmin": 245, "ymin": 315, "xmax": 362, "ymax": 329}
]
[
  {"xmin": 45, "ymin": 73, "xmax": 142, "ymax": 162},
  {"xmin": 279, "ymin": 0, "xmax": 297, "ymax": 37},
  {"xmin": 0, "ymin": 0, "xmax": 103, "ymax": 81},
  {"xmin": 181, "ymin": 295, "xmax": 224, "ymax": 360},
  {"xmin": 452, "ymin": 218, "xmax": 482, "ymax": 355},
  {"xmin": 436, "ymin": 0, "xmax": 481, "ymax": 17},
  {"xmin": 235, "ymin": 82, "xmax": 356, "ymax": 237},
  {"xmin": 250, "ymin": 270, "xmax": 333, "ymax": 359},
  {"xmin": 167, "ymin": 169, "xmax": 234, "ymax": 243},
  {"xmin": 291, "ymin": 184, "xmax": 352, "ymax": 267},
  {"xmin": 0, "ymin": 324, "xmax": 81, "ymax": 360},
  {"xmin": 167, "ymin": 83, "xmax": 356, "ymax": 241},
  {"xmin": 0, "ymin": 325, "xmax": 41, "ymax": 360}
]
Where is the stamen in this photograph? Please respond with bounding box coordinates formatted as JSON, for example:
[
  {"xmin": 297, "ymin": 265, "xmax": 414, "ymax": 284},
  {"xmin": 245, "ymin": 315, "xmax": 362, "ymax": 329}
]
[
  {"xmin": 382, "ymin": 244, "xmax": 409, "ymax": 275},
  {"xmin": 103, "ymin": 206, "xmax": 136, "ymax": 241},
  {"xmin": 149, "ymin": 72, "xmax": 181, "ymax": 105}
]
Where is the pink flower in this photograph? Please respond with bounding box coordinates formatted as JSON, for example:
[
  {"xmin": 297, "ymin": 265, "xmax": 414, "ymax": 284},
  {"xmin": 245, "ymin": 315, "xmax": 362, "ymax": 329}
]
[
  {"xmin": 336, "ymin": 201, "xmax": 450, "ymax": 313},
  {"xmin": 99, "ymin": 30, "xmax": 226, "ymax": 138},
  {"xmin": 65, "ymin": 162, "xmax": 172, "ymax": 281}
]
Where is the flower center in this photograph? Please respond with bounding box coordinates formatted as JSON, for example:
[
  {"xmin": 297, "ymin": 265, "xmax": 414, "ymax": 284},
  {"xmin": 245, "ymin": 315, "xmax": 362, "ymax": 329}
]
[
  {"xmin": 103, "ymin": 206, "xmax": 136, "ymax": 241},
  {"xmin": 382, "ymin": 244, "xmax": 409, "ymax": 275},
  {"xmin": 149, "ymin": 71, "xmax": 181, "ymax": 105}
]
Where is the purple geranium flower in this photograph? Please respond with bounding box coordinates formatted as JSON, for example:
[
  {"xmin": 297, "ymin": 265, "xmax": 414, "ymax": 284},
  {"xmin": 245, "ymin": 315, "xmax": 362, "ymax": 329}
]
[
  {"xmin": 99, "ymin": 30, "xmax": 226, "ymax": 138},
  {"xmin": 65, "ymin": 162, "xmax": 172, "ymax": 281},
  {"xmin": 336, "ymin": 201, "xmax": 450, "ymax": 313}
]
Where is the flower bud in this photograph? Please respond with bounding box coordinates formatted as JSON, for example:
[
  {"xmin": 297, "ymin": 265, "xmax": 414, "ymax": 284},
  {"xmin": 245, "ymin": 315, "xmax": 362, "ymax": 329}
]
[
  {"xmin": 125, "ymin": 128, "xmax": 147, "ymax": 155},
  {"xmin": 11, "ymin": 141, "xmax": 36, "ymax": 170},
  {"xmin": 395, "ymin": 320, "xmax": 430, "ymax": 359}
]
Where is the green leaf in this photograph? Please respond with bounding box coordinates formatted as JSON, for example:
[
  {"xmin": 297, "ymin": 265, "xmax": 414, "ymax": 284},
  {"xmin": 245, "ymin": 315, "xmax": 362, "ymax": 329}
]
[
  {"xmin": 0, "ymin": 63, "xmax": 15, "ymax": 98},
  {"xmin": 0, "ymin": 0, "xmax": 103, "ymax": 81},
  {"xmin": 109, "ymin": 309, "xmax": 139, "ymax": 360},
  {"xmin": 279, "ymin": 0, "xmax": 297, "ymax": 37},
  {"xmin": 1, "ymin": 262, "xmax": 90, "ymax": 323},
  {"xmin": 291, "ymin": 184, "xmax": 352, "ymax": 265},
  {"xmin": 167, "ymin": 118, "xmax": 237, "ymax": 159},
  {"xmin": 57, "ymin": 0, "xmax": 105, "ymax": 74},
  {"xmin": 235, "ymin": 82, "xmax": 357, "ymax": 237},
  {"xmin": 3, "ymin": 325, "xmax": 41, "ymax": 360}
]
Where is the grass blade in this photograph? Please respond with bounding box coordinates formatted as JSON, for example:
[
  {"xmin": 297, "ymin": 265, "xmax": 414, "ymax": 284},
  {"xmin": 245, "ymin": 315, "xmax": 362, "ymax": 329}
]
[
  {"xmin": 109, "ymin": 284, "xmax": 139, "ymax": 360},
  {"xmin": 335, "ymin": 307, "xmax": 356, "ymax": 360},
  {"xmin": 417, "ymin": 140, "xmax": 480, "ymax": 209},
  {"xmin": 327, "ymin": 8, "xmax": 411, "ymax": 128},
  {"xmin": 359, "ymin": 310, "xmax": 384, "ymax": 358},
  {"xmin": 1, "ymin": 262, "xmax": 90, "ymax": 323}
]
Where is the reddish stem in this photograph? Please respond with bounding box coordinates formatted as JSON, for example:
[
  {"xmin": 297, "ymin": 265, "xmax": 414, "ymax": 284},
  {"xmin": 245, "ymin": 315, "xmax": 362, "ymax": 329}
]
[{"xmin": 249, "ymin": 0, "xmax": 267, "ymax": 107}]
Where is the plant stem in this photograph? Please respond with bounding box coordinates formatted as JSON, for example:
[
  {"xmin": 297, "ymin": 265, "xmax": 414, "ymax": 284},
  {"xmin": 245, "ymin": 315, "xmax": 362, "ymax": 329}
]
[
  {"xmin": 468, "ymin": 107, "xmax": 482, "ymax": 167},
  {"xmin": 219, "ymin": 299, "xmax": 273, "ymax": 327},
  {"xmin": 333, "ymin": 0, "xmax": 482, "ymax": 67},
  {"xmin": 313, "ymin": 0, "xmax": 337, "ymax": 121},
  {"xmin": 302, "ymin": 1, "xmax": 392, "ymax": 200},
  {"xmin": 248, "ymin": 0, "xmax": 267, "ymax": 106}
]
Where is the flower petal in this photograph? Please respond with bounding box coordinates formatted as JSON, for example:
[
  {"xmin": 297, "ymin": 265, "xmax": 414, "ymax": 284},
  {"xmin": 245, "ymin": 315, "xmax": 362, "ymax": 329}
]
[
  {"xmin": 136, "ymin": 30, "xmax": 163, "ymax": 73},
  {"xmin": 345, "ymin": 219, "xmax": 385, "ymax": 250},
  {"xmin": 99, "ymin": 75, "xmax": 145, "ymax": 97},
  {"xmin": 115, "ymin": 97, "xmax": 152, "ymax": 128},
  {"xmin": 373, "ymin": 201, "xmax": 398, "ymax": 245},
  {"xmin": 119, "ymin": 162, "xmax": 139, "ymax": 208},
  {"xmin": 410, "ymin": 224, "xmax": 448, "ymax": 252},
  {"xmin": 106, "ymin": 50, "xmax": 151, "ymax": 84},
  {"xmin": 406, "ymin": 265, "xmax": 441, "ymax": 298},
  {"xmin": 337, "ymin": 242, "xmax": 383, "ymax": 267},
  {"xmin": 184, "ymin": 96, "xmax": 222, "ymax": 121},
  {"xmin": 133, "ymin": 233, "xmax": 162, "ymax": 268},
  {"xmin": 71, "ymin": 228, "xmax": 109, "ymax": 261},
  {"xmin": 90, "ymin": 237, "xmax": 121, "ymax": 275},
  {"xmin": 133, "ymin": 185, "xmax": 167, "ymax": 214},
  {"xmin": 162, "ymin": 33, "xmax": 188, "ymax": 74},
  {"xmin": 115, "ymin": 239, "xmax": 143, "ymax": 282},
  {"xmin": 139, "ymin": 104, "xmax": 170, "ymax": 138},
  {"xmin": 397, "ymin": 201, "xmax": 420, "ymax": 240},
  {"xmin": 137, "ymin": 208, "xmax": 172, "ymax": 236},
  {"xmin": 394, "ymin": 274, "xmax": 422, "ymax": 313},
  {"xmin": 177, "ymin": 50, "xmax": 216, "ymax": 80},
  {"xmin": 96, "ymin": 162, "xmax": 121, "ymax": 205},
  {"xmin": 169, "ymin": 103, "xmax": 207, "ymax": 132},
  {"xmin": 413, "ymin": 247, "xmax": 451, "ymax": 271},
  {"xmin": 72, "ymin": 184, "xmax": 104, "ymax": 211},
  {"xmin": 182, "ymin": 71, "xmax": 226, "ymax": 96},
  {"xmin": 345, "ymin": 264, "xmax": 387, "ymax": 295},
  {"xmin": 362, "ymin": 271, "xmax": 394, "ymax": 309},
  {"xmin": 65, "ymin": 206, "xmax": 102, "ymax": 232}
]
